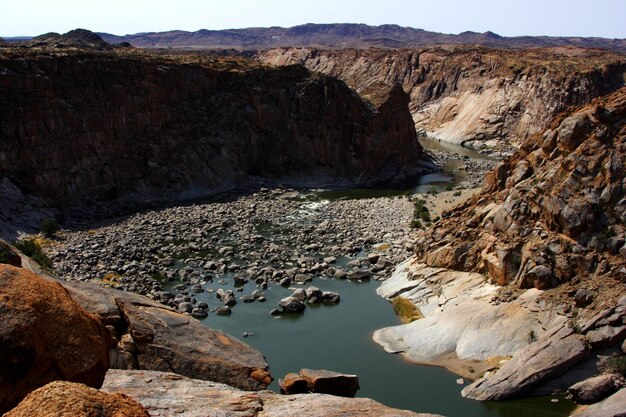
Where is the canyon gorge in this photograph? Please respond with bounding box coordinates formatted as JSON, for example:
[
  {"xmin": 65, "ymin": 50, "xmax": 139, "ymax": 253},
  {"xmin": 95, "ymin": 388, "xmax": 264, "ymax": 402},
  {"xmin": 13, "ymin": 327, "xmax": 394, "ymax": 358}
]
[{"xmin": 0, "ymin": 27, "xmax": 625, "ymax": 417}]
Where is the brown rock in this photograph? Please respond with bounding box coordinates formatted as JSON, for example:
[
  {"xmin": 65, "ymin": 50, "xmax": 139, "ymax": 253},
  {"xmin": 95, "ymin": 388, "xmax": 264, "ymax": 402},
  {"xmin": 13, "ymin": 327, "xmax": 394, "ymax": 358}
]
[
  {"xmin": 573, "ymin": 387, "xmax": 626, "ymax": 417},
  {"xmin": 102, "ymin": 369, "xmax": 439, "ymax": 417},
  {"xmin": 279, "ymin": 373, "xmax": 309, "ymax": 394},
  {"xmin": 586, "ymin": 325, "xmax": 626, "ymax": 349},
  {"xmin": 0, "ymin": 265, "xmax": 110, "ymax": 414},
  {"xmin": 299, "ymin": 369, "xmax": 360, "ymax": 397},
  {"xmin": 4, "ymin": 380, "xmax": 149, "ymax": 417},
  {"xmin": 568, "ymin": 374, "xmax": 621, "ymax": 404},
  {"xmin": 59, "ymin": 278, "xmax": 272, "ymax": 390}
]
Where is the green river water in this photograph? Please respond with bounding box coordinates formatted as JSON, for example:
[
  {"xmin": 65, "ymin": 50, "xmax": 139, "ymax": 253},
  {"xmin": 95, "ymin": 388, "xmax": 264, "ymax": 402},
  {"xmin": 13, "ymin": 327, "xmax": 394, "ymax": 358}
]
[{"xmin": 180, "ymin": 139, "xmax": 577, "ymax": 417}]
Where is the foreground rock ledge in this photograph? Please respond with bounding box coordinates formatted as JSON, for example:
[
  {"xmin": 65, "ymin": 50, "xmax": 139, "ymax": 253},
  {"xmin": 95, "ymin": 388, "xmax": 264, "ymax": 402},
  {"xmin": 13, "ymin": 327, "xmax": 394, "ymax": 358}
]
[{"xmin": 102, "ymin": 369, "xmax": 443, "ymax": 417}]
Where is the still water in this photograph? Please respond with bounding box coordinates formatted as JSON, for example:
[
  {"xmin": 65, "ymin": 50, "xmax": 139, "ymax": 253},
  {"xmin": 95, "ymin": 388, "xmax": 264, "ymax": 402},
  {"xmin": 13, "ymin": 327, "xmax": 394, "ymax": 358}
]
[{"xmin": 182, "ymin": 139, "xmax": 575, "ymax": 416}]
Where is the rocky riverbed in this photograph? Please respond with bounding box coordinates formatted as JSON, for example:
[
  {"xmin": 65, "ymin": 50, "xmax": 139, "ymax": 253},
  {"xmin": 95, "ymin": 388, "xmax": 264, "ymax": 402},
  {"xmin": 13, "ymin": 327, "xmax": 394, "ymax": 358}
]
[{"xmin": 47, "ymin": 189, "xmax": 419, "ymax": 317}]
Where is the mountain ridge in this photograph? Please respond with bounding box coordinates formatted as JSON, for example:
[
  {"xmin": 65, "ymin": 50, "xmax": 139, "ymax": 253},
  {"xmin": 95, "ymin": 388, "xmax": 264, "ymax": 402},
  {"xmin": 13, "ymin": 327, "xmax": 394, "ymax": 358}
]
[{"xmin": 91, "ymin": 23, "xmax": 626, "ymax": 53}]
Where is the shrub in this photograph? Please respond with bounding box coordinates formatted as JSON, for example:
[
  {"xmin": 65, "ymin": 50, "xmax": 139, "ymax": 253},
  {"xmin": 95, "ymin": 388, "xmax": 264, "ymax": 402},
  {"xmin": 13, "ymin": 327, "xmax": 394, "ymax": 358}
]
[
  {"xmin": 604, "ymin": 355, "xmax": 626, "ymax": 376},
  {"xmin": 13, "ymin": 239, "xmax": 52, "ymax": 269},
  {"xmin": 40, "ymin": 218, "xmax": 60, "ymax": 238}
]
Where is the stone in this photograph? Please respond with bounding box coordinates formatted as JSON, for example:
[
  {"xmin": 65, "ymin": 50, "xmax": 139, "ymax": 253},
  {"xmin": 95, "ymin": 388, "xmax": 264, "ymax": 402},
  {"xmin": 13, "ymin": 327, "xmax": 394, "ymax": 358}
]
[
  {"xmin": 305, "ymin": 286, "xmax": 323, "ymax": 303},
  {"xmin": 299, "ymin": 369, "xmax": 360, "ymax": 397},
  {"xmin": 295, "ymin": 274, "xmax": 313, "ymax": 283},
  {"xmin": 279, "ymin": 373, "xmax": 309, "ymax": 394},
  {"xmin": 102, "ymin": 369, "xmax": 437, "ymax": 417},
  {"xmin": 0, "ymin": 265, "xmax": 110, "ymax": 414},
  {"xmin": 322, "ymin": 291, "xmax": 341, "ymax": 304},
  {"xmin": 215, "ymin": 306, "xmax": 231, "ymax": 316},
  {"xmin": 4, "ymin": 380, "xmax": 149, "ymax": 417},
  {"xmin": 462, "ymin": 325, "xmax": 589, "ymax": 400},
  {"xmin": 567, "ymin": 374, "xmax": 621, "ymax": 404},
  {"xmin": 191, "ymin": 307, "xmax": 208, "ymax": 319},
  {"xmin": 575, "ymin": 289, "xmax": 595, "ymax": 307},
  {"xmin": 278, "ymin": 296, "xmax": 306, "ymax": 313}
]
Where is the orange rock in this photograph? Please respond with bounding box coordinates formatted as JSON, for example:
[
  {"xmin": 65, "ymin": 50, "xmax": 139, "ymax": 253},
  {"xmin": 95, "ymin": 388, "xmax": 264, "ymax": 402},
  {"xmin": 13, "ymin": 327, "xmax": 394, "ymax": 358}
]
[
  {"xmin": 4, "ymin": 381, "xmax": 149, "ymax": 417},
  {"xmin": 0, "ymin": 265, "xmax": 110, "ymax": 414}
]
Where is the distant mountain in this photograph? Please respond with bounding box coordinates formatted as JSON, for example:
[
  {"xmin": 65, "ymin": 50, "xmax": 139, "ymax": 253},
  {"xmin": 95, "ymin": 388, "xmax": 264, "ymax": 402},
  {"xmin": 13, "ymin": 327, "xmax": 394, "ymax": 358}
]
[
  {"xmin": 27, "ymin": 29, "xmax": 114, "ymax": 50},
  {"xmin": 98, "ymin": 23, "xmax": 626, "ymax": 53}
]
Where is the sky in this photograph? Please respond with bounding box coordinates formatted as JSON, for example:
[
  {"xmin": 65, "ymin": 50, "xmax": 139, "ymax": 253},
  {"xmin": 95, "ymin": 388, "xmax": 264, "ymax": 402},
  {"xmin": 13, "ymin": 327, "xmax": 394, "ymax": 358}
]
[{"xmin": 2, "ymin": 0, "xmax": 625, "ymax": 39}]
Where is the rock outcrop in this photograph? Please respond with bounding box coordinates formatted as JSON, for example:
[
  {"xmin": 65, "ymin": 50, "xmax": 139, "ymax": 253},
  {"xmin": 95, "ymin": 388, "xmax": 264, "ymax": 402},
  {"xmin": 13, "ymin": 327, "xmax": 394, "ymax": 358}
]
[
  {"xmin": 0, "ymin": 47, "xmax": 430, "ymax": 212},
  {"xmin": 461, "ymin": 325, "xmax": 589, "ymax": 400},
  {"xmin": 0, "ymin": 264, "xmax": 110, "ymax": 414},
  {"xmin": 412, "ymin": 87, "xmax": 626, "ymax": 296},
  {"xmin": 102, "ymin": 369, "xmax": 441, "ymax": 417},
  {"xmin": 258, "ymin": 47, "xmax": 625, "ymax": 148},
  {"xmin": 373, "ymin": 260, "xmax": 554, "ymax": 373},
  {"xmin": 4, "ymin": 381, "xmax": 149, "ymax": 417}
]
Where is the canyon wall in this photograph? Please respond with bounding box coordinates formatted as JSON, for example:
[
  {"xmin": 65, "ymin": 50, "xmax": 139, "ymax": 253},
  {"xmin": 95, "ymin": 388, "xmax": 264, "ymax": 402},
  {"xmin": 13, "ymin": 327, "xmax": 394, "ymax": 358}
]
[
  {"xmin": 0, "ymin": 49, "xmax": 430, "ymax": 207},
  {"xmin": 258, "ymin": 47, "xmax": 626, "ymax": 148}
]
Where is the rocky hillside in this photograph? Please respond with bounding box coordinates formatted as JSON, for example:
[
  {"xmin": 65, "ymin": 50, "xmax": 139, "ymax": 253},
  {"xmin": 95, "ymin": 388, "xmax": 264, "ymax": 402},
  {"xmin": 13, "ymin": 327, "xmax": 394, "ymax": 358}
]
[
  {"xmin": 258, "ymin": 47, "xmax": 626, "ymax": 149},
  {"xmin": 0, "ymin": 46, "xmax": 430, "ymax": 209},
  {"xmin": 413, "ymin": 87, "xmax": 625, "ymax": 304},
  {"xmin": 98, "ymin": 23, "xmax": 626, "ymax": 54}
]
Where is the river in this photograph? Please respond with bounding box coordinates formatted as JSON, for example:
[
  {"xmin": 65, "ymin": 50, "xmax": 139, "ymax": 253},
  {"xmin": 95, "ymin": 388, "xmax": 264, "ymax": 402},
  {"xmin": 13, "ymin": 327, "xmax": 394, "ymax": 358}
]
[{"xmin": 181, "ymin": 139, "xmax": 576, "ymax": 417}]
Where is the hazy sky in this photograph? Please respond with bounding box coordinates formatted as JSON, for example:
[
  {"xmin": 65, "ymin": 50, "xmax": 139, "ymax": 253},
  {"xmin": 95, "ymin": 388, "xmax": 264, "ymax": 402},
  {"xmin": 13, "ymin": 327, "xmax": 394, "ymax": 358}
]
[{"xmin": 2, "ymin": 0, "xmax": 625, "ymax": 38}]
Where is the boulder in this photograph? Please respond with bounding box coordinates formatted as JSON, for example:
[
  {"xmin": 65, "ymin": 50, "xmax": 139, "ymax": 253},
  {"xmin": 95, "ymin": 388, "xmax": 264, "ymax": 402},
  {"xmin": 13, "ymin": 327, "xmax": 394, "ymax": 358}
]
[
  {"xmin": 102, "ymin": 369, "xmax": 434, "ymax": 417},
  {"xmin": 278, "ymin": 296, "xmax": 306, "ymax": 313},
  {"xmin": 0, "ymin": 265, "xmax": 110, "ymax": 414},
  {"xmin": 4, "ymin": 380, "xmax": 149, "ymax": 417},
  {"xmin": 116, "ymin": 297, "xmax": 272, "ymax": 390},
  {"xmin": 462, "ymin": 325, "xmax": 589, "ymax": 400},
  {"xmin": 299, "ymin": 369, "xmax": 360, "ymax": 397},
  {"xmin": 568, "ymin": 374, "xmax": 621, "ymax": 404},
  {"xmin": 279, "ymin": 373, "xmax": 309, "ymax": 394},
  {"xmin": 575, "ymin": 289, "xmax": 594, "ymax": 308},
  {"xmin": 572, "ymin": 387, "xmax": 626, "ymax": 417}
]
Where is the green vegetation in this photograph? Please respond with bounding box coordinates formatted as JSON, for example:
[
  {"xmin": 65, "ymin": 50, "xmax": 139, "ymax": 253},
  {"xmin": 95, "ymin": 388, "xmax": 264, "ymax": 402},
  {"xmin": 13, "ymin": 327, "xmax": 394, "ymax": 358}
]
[
  {"xmin": 604, "ymin": 355, "xmax": 626, "ymax": 376},
  {"xmin": 40, "ymin": 218, "xmax": 60, "ymax": 238},
  {"xmin": 13, "ymin": 239, "xmax": 52, "ymax": 269},
  {"xmin": 392, "ymin": 297, "xmax": 423, "ymax": 323},
  {"xmin": 527, "ymin": 330, "xmax": 537, "ymax": 343},
  {"xmin": 410, "ymin": 198, "xmax": 431, "ymax": 229}
]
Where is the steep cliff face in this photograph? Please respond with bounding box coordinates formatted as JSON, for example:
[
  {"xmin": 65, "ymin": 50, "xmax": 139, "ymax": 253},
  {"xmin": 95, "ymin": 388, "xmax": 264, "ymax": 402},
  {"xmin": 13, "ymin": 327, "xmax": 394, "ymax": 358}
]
[
  {"xmin": 0, "ymin": 49, "xmax": 430, "ymax": 207},
  {"xmin": 413, "ymin": 87, "xmax": 626, "ymax": 300},
  {"xmin": 258, "ymin": 47, "xmax": 626, "ymax": 148}
]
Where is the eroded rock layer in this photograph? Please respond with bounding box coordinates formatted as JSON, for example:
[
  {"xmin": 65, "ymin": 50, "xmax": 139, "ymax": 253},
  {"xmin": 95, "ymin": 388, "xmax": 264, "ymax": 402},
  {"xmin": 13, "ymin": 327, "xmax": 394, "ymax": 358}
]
[
  {"xmin": 0, "ymin": 49, "xmax": 429, "ymax": 207},
  {"xmin": 258, "ymin": 47, "xmax": 625, "ymax": 147}
]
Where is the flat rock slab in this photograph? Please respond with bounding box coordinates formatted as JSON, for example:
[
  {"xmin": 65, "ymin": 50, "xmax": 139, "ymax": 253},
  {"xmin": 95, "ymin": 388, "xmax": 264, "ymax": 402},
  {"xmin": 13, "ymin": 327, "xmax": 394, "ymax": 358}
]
[
  {"xmin": 462, "ymin": 325, "xmax": 589, "ymax": 400},
  {"xmin": 102, "ymin": 369, "xmax": 442, "ymax": 417}
]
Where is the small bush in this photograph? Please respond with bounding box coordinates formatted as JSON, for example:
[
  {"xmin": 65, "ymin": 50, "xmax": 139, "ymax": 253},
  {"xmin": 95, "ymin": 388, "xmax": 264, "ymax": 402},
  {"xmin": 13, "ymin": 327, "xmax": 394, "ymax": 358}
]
[
  {"xmin": 445, "ymin": 183, "xmax": 454, "ymax": 192},
  {"xmin": 40, "ymin": 218, "xmax": 60, "ymax": 238},
  {"xmin": 410, "ymin": 219, "xmax": 422, "ymax": 229},
  {"xmin": 604, "ymin": 355, "xmax": 626, "ymax": 376},
  {"xmin": 13, "ymin": 239, "xmax": 52, "ymax": 269},
  {"xmin": 392, "ymin": 297, "xmax": 423, "ymax": 323}
]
